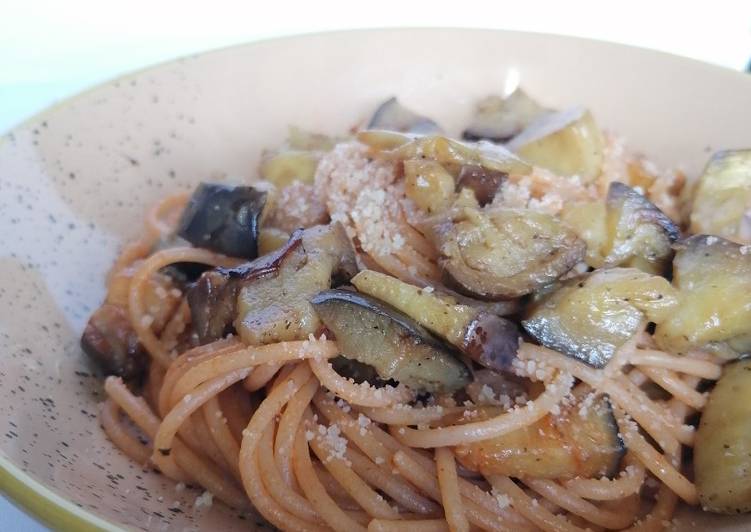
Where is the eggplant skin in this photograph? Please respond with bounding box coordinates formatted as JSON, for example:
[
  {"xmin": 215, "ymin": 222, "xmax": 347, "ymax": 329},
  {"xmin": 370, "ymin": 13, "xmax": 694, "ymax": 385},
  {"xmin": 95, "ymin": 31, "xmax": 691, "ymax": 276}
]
[
  {"xmin": 654, "ymin": 235, "xmax": 751, "ymax": 359},
  {"xmin": 311, "ymin": 289, "xmax": 470, "ymax": 394},
  {"xmin": 456, "ymin": 165, "xmax": 507, "ymax": 206},
  {"xmin": 461, "ymin": 312, "xmax": 520, "ymax": 371},
  {"xmin": 177, "ymin": 183, "xmax": 267, "ymax": 259},
  {"xmin": 695, "ymin": 359, "xmax": 751, "ymax": 513},
  {"xmin": 330, "ymin": 356, "xmax": 389, "ymax": 386},
  {"xmin": 80, "ymin": 304, "xmax": 148, "ymax": 379},
  {"xmin": 367, "ymin": 97, "xmax": 441, "ymax": 134}
]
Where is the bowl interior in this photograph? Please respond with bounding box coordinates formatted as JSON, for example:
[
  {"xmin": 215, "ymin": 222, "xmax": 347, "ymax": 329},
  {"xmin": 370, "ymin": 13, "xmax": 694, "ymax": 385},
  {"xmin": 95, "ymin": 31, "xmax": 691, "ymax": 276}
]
[{"xmin": 0, "ymin": 28, "xmax": 750, "ymax": 530}]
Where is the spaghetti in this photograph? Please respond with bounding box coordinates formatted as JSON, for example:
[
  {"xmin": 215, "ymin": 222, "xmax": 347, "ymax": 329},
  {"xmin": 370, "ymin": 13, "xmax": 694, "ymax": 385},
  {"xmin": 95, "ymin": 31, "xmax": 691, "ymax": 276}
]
[{"xmin": 88, "ymin": 116, "xmax": 729, "ymax": 532}]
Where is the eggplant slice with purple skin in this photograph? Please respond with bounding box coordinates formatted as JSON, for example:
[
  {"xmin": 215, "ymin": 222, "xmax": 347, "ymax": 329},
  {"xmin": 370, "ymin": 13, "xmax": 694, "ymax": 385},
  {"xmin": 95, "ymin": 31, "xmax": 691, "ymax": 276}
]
[
  {"xmin": 367, "ymin": 97, "xmax": 442, "ymax": 134},
  {"xmin": 694, "ymin": 358, "xmax": 751, "ymax": 513},
  {"xmin": 421, "ymin": 207, "xmax": 585, "ymax": 300},
  {"xmin": 81, "ymin": 271, "xmax": 183, "ymax": 378},
  {"xmin": 351, "ymin": 269, "xmax": 520, "ymax": 372},
  {"xmin": 450, "ymin": 387, "xmax": 624, "ymax": 479},
  {"xmin": 311, "ymin": 289, "xmax": 470, "ymax": 394},
  {"xmin": 654, "ymin": 235, "xmax": 751, "ymax": 359},
  {"xmin": 603, "ymin": 182, "xmax": 680, "ymax": 274},
  {"xmin": 187, "ymin": 236, "xmax": 300, "ymax": 343},
  {"xmin": 688, "ymin": 149, "xmax": 751, "ymax": 243},
  {"xmin": 523, "ymin": 268, "xmax": 678, "ymax": 368},
  {"xmin": 81, "ymin": 304, "xmax": 148, "ymax": 379},
  {"xmin": 187, "ymin": 223, "xmax": 357, "ymax": 345},
  {"xmin": 462, "ymin": 89, "xmax": 550, "ymax": 143},
  {"xmin": 177, "ymin": 182, "xmax": 267, "ymax": 259}
]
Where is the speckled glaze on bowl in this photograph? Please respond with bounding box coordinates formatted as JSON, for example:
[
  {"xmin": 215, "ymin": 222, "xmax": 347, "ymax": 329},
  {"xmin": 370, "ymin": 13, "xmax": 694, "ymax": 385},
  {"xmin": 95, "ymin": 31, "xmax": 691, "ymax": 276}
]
[{"xmin": 0, "ymin": 28, "xmax": 750, "ymax": 531}]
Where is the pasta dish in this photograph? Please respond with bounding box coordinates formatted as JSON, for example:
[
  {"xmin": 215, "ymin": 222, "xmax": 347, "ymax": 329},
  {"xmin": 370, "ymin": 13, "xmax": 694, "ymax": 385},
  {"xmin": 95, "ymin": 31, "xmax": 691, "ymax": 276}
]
[{"xmin": 81, "ymin": 92, "xmax": 751, "ymax": 531}]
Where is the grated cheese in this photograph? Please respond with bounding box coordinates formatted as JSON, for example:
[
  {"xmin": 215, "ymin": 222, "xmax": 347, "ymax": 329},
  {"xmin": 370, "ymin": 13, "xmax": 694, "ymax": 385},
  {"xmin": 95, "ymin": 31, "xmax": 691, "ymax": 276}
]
[{"xmin": 194, "ymin": 490, "xmax": 213, "ymax": 509}]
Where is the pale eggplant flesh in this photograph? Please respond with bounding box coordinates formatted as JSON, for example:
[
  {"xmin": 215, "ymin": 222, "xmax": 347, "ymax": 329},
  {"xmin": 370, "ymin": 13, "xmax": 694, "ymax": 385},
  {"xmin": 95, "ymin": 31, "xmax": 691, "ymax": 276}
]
[
  {"xmin": 695, "ymin": 359, "xmax": 751, "ymax": 513},
  {"xmin": 455, "ymin": 165, "xmax": 507, "ymax": 206},
  {"xmin": 654, "ymin": 235, "xmax": 751, "ymax": 359}
]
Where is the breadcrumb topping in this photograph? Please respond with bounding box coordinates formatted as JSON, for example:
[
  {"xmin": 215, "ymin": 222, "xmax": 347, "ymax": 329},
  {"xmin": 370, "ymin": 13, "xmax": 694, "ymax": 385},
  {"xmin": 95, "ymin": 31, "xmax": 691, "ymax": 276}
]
[{"xmin": 315, "ymin": 142, "xmax": 409, "ymax": 257}]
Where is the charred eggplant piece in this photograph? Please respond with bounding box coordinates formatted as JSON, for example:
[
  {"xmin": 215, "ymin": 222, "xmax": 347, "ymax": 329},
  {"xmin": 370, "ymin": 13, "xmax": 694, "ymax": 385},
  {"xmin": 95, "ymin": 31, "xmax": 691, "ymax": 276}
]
[
  {"xmin": 695, "ymin": 359, "xmax": 751, "ymax": 513},
  {"xmin": 455, "ymin": 165, "xmax": 506, "ymax": 206},
  {"xmin": 177, "ymin": 183, "xmax": 267, "ymax": 259},
  {"xmin": 83, "ymin": 271, "xmax": 181, "ymax": 377},
  {"xmin": 422, "ymin": 207, "xmax": 584, "ymax": 299},
  {"xmin": 330, "ymin": 356, "xmax": 390, "ymax": 386},
  {"xmin": 81, "ymin": 304, "xmax": 148, "ymax": 379},
  {"xmin": 654, "ymin": 235, "xmax": 751, "ymax": 359},
  {"xmin": 689, "ymin": 149, "xmax": 751, "ymax": 243},
  {"xmin": 452, "ymin": 390, "xmax": 624, "ymax": 479},
  {"xmin": 351, "ymin": 270, "xmax": 520, "ymax": 371},
  {"xmin": 187, "ymin": 235, "xmax": 302, "ymax": 342},
  {"xmin": 403, "ymin": 159, "xmax": 457, "ymax": 214},
  {"xmin": 312, "ymin": 289, "xmax": 470, "ymax": 393},
  {"xmin": 367, "ymin": 97, "xmax": 441, "ymax": 134},
  {"xmin": 507, "ymin": 106, "xmax": 604, "ymax": 183},
  {"xmin": 188, "ymin": 223, "xmax": 357, "ymax": 344},
  {"xmin": 560, "ymin": 183, "xmax": 680, "ymax": 273},
  {"xmin": 603, "ymin": 182, "xmax": 679, "ymax": 274},
  {"xmin": 236, "ymin": 224, "xmax": 357, "ymax": 345},
  {"xmin": 462, "ymin": 89, "xmax": 550, "ymax": 143},
  {"xmin": 523, "ymin": 268, "xmax": 678, "ymax": 368}
]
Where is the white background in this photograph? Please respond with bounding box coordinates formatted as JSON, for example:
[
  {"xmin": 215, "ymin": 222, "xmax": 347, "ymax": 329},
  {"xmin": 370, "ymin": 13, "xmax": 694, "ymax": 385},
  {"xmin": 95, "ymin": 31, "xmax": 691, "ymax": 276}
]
[
  {"xmin": 0, "ymin": 0, "xmax": 749, "ymax": 529},
  {"xmin": 2, "ymin": 0, "xmax": 750, "ymax": 132}
]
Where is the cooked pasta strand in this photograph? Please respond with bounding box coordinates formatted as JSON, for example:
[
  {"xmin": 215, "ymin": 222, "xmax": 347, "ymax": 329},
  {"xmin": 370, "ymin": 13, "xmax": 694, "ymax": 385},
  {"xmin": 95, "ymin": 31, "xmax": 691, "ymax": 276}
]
[{"xmin": 435, "ymin": 447, "xmax": 469, "ymax": 532}]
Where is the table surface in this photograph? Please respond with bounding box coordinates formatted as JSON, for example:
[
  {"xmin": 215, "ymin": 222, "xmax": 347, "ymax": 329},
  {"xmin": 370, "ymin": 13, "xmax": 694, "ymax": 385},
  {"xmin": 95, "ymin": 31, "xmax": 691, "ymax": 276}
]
[{"xmin": 1, "ymin": 1, "xmax": 749, "ymax": 529}]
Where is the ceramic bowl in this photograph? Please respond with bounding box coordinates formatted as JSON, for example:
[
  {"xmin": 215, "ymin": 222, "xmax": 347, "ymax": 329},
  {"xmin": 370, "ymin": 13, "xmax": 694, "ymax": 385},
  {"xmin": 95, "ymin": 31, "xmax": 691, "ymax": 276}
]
[{"xmin": 1, "ymin": 28, "xmax": 750, "ymax": 531}]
